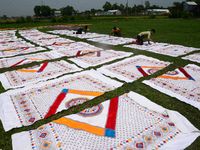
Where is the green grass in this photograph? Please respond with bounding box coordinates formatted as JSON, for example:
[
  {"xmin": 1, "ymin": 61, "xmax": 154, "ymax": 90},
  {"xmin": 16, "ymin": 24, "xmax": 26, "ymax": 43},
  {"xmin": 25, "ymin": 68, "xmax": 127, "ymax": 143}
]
[{"xmin": 0, "ymin": 18, "xmax": 200, "ymax": 150}]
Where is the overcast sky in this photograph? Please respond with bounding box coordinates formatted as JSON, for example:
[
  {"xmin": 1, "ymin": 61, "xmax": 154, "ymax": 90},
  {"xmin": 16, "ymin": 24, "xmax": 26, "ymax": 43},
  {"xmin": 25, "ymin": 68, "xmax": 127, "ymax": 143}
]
[{"xmin": 1, "ymin": 0, "xmax": 185, "ymax": 17}]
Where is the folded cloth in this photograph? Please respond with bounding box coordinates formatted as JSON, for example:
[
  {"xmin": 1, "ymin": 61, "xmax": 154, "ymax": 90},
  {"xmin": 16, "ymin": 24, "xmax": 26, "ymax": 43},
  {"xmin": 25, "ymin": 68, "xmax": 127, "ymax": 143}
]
[{"xmin": 12, "ymin": 91, "xmax": 200, "ymax": 150}]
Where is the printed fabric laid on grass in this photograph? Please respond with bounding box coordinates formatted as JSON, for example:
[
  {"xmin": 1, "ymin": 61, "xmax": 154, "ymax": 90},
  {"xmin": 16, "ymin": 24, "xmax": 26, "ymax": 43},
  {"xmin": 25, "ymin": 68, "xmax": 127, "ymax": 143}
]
[
  {"xmin": 182, "ymin": 52, "xmax": 200, "ymax": 63},
  {"xmin": 12, "ymin": 91, "xmax": 200, "ymax": 150},
  {"xmin": 0, "ymin": 51, "xmax": 61, "ymax": 69},
  {"xmin": 97, "ymin": 55, "xmax": 171, "ymax": 82},
  {"xmin": 69, "ymin": 50, "xmax": 133, "ymax": 68},
  {"xmin": 0, "ymin": 60, "xmax": 82, "ymax": 89},
  {"xmin": 52, "ymin": 45, "xmax": 103, "ymax": 58},
  {"xmin": 47, "ymin": 42, "xmax": 91, "ymax": 51},
  {"xmin": 48, "ymin": 30, "xmax": 107, "ymax": 39},
  {"xmin": 87, "ymin": 35, "xmax": 136, "ymax": 45},
  {"xmin": 143, "ymin": 64, "xmax": 200, "ymax": 110},
  {"xmin": 0, "ymin": 70, "xmax": 123, "ymax": 131},
  {"xmin": 0, "ymin": 46, "xmax": 47, "ymax": 58},
  {"xmin": 0, "ymin": 38, "xmax": 34, "ymax": 50},
  {"xmin": 18, "ymin": 29, "xmax": 75, "ymax": 46},
  {"xmin": 123, "ymin": 42, "xmax": 169, "ymax": 50},
  {"xmin": 148, "ymin": 44, "xmax": 200, "ymax": 57}
]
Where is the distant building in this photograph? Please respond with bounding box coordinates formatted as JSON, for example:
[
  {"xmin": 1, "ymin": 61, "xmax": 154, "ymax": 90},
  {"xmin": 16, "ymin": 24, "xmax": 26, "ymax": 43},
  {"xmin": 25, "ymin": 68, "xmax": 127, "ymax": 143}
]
[
  {"xmin": 105, "ymin": 10, "xmax": 121, "ymax": 15},
  {"xmin": 182, "ymin": 1, "xmax": 198, "ymax": 12},
  {"xmin": 146, "ymin": 9, "xmax": 170, "ymax": 15},
  {"xmin": 54, "ymin": 11, "xmax": 61, "ymax": 16}
]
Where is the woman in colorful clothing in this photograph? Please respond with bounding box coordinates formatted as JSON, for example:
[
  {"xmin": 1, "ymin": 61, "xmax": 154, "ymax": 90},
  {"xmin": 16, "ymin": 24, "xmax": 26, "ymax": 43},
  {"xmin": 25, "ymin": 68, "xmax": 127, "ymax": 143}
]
[
  {"xmin": 109, "ymin": 26, "xmax": 121, "ymax": 37},
  {"xmin": 131, "ymin": 29, "xmax": 156, "ymax": 45}
]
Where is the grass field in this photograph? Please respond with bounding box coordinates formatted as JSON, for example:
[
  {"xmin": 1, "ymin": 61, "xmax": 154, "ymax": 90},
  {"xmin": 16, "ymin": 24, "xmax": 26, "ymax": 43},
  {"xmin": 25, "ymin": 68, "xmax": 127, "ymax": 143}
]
[{"xmin": 0, "ymin": 18, "xmax": 200, "ymax": 150}]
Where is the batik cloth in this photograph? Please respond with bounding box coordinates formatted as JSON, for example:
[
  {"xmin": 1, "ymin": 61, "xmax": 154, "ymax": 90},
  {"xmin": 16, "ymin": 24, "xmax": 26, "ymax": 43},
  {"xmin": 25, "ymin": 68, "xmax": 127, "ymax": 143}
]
[
  {"xmin": 143, "ymin": 64, "xmax": 200, "ymax": 110},
  {"xmin": 182, "ymin": 52, "xmax": 200, "ymax": 63},
  {"xmin": 48, "ymin": 30, "xmax": 106, "ymax": 39},
  {"xmin": 69, "ymin": 50, "xmax": 133, "ymax": 68},
  {"xmin": 97, "ymin": 55, "xmax": 171, "ymax": 82},
  {"xmin": 47, "ymin": 42, "xmax": 92, "ymax": 51},
  {"xmin": 0, "ymin": 47, "xmax": 47, "ymax": 58},
  {"xmin": 87, "ymin": 36, "xmax": 135, "ymax": 45},
  {"xmin": 0, "ymin": 30, "xmax": 16, "ymax": 39},
  {"xmin": 123, "ymin": 42, "xmax": 168, "ymax": 50},
  {"xmin": 48, "ymin": 41, "xmax": 103, "ymax": 57},
  {"xmin": 0, "ymin": 51, "xmax": 61, "ymax": 69},
  {"xmin": 0, "ymin": 38, "xmax": 34, "ymax": 50},
  {"xmin": 0, "ymin": 70, "xmax": 123, "ymax": 131},
  {"xmin": 0, "ymin": 60, "xmax": 82, "ymax": 89},
  {"xmin": 18, "ymin": 29, "xmax": 75, "ymax": 46},
  {"xmin": 12, "ymin": 91, "xmax": 200, "ymax": 150},
  {"xmin": 148, "ymin": 45, "xmax": 200, "ymax": 57}
]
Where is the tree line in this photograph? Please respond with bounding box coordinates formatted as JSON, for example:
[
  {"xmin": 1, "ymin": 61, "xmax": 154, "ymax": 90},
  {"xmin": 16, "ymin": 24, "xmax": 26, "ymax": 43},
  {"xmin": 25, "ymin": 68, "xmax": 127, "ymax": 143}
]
[{"xmin": 33, "ymin": 1, "xmax": 166, "ymax": 17}]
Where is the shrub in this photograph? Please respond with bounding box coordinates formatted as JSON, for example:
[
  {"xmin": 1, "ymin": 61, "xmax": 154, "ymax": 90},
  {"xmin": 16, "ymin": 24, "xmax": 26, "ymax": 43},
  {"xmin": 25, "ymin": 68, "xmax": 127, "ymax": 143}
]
[
  {"xmin": 26, "ymin": 16, "xmax": 33, "ymax": 23},
  {"xmin": 16, "ymin": 16, "xmax": 26, "ymax": 23},
  {"xmin": 52, "ymin": 16, "xmax": 57, "ymax": 22}
]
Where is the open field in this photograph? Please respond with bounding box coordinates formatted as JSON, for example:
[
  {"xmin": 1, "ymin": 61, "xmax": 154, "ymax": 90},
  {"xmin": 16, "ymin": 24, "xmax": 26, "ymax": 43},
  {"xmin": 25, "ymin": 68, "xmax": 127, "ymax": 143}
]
[{"xmin": 0, "ymin": 18, "xmax": 200, "ymax": 149}]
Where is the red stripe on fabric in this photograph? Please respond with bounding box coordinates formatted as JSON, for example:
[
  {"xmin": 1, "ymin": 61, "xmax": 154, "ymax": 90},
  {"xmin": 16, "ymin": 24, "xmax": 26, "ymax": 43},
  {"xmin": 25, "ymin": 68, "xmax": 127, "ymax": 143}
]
[
  {"xmin": 10, "ymin": 59, "xmax": 27, "ymax": 67},
  {"xmin": 44, "ymin": 91, "xmax": 67, "ymax": 118},
  {"xmin": 97, "ymin": 51, "xmax": 101, "ymax": 57},
  {"xmin": 137, "ymin": 67, "xmax": 148, "ymax": 77},
  {"xmin": 76, "ymin": 51, "xmax": 81, "ymax": 56},
  {"xmin": 20, "ymin": 48, "xmax": 29, "ymax": 51},
  {"xmin": 105, "ymin": 97, "xmax": 119, "ymax": 130},
  {"xmin": 178, "ymin": 68, "xmax": 193, "ymax": 79},
  {"xmin": 38, "ymin": 62, "xmax": 49, "ymax": 72}
]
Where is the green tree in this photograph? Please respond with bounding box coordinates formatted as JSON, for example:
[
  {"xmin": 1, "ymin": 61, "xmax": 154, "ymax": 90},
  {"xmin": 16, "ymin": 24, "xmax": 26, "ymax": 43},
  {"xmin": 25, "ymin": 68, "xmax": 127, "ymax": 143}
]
[
  {"xmin": 145, "ymin": 1, "xmax": 150, "ymax": 9},
  {"xmin": 34, "ymin": 5, "xmax": 51, "ymax": 17},
  {"xmin": 103, "ymin": 1, "xmax": 112, "ymax": 11},
  {"xmin": 112, "ymin": 3, "xmax": 120, "ymax": 10},
  {"xmin": 40, "ymin": 5, "xmax": 51, "ymax": 17},
  {"xmin": 34, "ymin": 6, "xmax": 41, "ymax": 16},
  {"xmin": 61, "ymin": 5, "xmax": 76, "ymax": 16}
]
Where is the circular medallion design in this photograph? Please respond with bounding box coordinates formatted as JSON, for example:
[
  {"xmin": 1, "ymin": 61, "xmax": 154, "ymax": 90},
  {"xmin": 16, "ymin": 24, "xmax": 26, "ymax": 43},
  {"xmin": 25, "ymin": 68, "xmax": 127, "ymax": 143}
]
[
  {"xmin": 166, "ymin": 70, "xmax": 179, "ymax": 75},
  {"xmin": 65, "ymin": 97, "xmax": 90, "ymax": 108},
  {"xmin": 147, "ymin": 69, "xmax": 159, "ymax": 74},
  {"xmin": 78, "ymin": 104, "xmax": 103, "ymax": 117}
]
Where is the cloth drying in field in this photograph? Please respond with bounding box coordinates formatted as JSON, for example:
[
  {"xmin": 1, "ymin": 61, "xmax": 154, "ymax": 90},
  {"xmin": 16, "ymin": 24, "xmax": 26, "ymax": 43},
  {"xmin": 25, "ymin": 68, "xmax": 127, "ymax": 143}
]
[
  {"xmin": 87, "ymin": 35, "xmax": 135, "ymax": 45},
  {"xmin": 18, "ymin": 29, "xmax": 75, "ymax": 46},
  {"xmin": 12, "ymin": 91, "xmax": 200, "ymax": 150},
  {"xmin": 48, "ymin": 30, "xmax": 107, "ymax": 39},
  {"xmin": 123, "ymin": 42, "xmax": 168, "ymax": 50},
  {"xmin": 0, "ymin": 70, "xmax": 123, "ymax": 131},
  {"xmin": 150, "ymin": 45, "xmax": 200, "ymax": 57},
  {"xmin": 0, "ymin": 51, "xmax": 61, "ymax": 69},
  {"xmin": 182, "ymin": 52, "xmax": 200, "ymax": 63},
  {"xmin": 0, "ymin": 60, "xmax": 82, "ymax": 89},
  {"xmin": 0, "ymin": 47, "xmax": 47, "ymax": 58},
  {"xmin": 48, "ymin": 41, "xmax": 103, "ymax": 57},
  {"xmin": 143, "ymin": 64, "xmax": 200, "ymax": 110},
  {"xmin": 47, "ymin": 41, "xmax": 91, "ymax": 51},
  {"xmin": 52, "ymin": 46, "xmax": 103, "ymax": 57},
  {"xmin": 0, "ymin": 30, "xmax": 16, "ymax": 39},
  {"xmin": 69, "ymin": 50, "xmax": 133, "ymax": 68},
  {"xmin": 0, "ymin": 38, "xmax": 34, "ymax": 50},
  {"xmin": 97, "ymin": 55, "xmax": 170, "ymax": 82}
]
